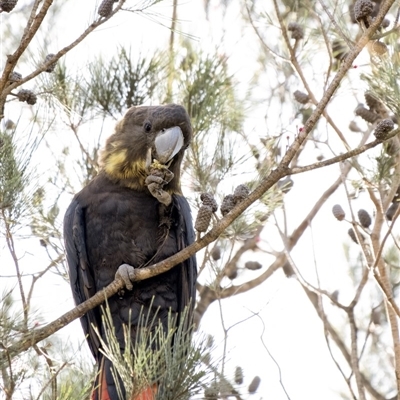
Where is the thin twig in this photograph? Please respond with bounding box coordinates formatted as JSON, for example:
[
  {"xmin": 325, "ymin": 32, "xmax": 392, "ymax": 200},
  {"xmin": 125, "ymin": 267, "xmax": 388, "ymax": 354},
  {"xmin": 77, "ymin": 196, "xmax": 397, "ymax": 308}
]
[
  {"xmin": 272, "ymin": 0, "xmax": 351, "ymax": 150},
  {"xmin": 318, "ymin": 0, "xmax": 354, "ymax": 47},
  {"xmin": 348, "ymin": 308, "xmax": 366, "ymax": 400},
  {"xmin": 0, "ymin": 0, "xmax": 128, "ymax": 116},
  {"xmin": 301, "ymin": 286, "xmax": 386, "ymax": 400},
  {"xmin": 289, "ymin": 130, "xmax": 399, "ymax": 175},
  {"xmin": 3, "ymin": 215, "xmax": 28, "ymax": 328},
  {"xmin": 26, "ymin": 254, "xmax": 65, "ymax": 309},
  {"xmin": 70, "ymin": 124, "xmax": 98, "ymax": 173},
  {"xmin": 1, "ymin": 0, "xmax": 396, "ymax": 368},
  {"xmin": 324, "ymin": 332, "xmax": 358, "ymax": 400},
  {"xmin": 253, "ymin": 312, "xmax": 291, "ymax": 400}
]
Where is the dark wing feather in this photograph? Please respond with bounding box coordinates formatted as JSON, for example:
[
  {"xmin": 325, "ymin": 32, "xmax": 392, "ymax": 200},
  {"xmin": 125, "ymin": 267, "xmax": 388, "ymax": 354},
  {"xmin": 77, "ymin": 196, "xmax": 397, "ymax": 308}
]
[
  {"xmin": 174, "ymin": 195, "xmax": 197, "ymax": 315},
  {"xmin": 63, "ymin": 199, "xmax": 102, "ymax": 360}
]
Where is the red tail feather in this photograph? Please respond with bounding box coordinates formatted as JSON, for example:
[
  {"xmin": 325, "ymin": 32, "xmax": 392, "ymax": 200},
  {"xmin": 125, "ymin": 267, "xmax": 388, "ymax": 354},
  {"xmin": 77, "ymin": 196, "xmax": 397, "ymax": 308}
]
[
  {"xmin": 91, "ymin": 358, "xmax": 111, "ymax": 400},
  {"xmin": 132, "ymin": 385, "xmax": 157, "ymax": 400},
  {"xmin": 91, "ymin": 358, "xmax": 157, "ymax": 400}
]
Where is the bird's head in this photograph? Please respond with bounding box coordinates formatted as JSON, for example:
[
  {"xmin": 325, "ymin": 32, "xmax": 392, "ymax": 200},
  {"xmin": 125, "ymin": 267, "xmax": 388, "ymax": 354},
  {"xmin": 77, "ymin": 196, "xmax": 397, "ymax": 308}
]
[{"xmin": 100, "ymin": 104, "xmax": 192, "ymax": 193}]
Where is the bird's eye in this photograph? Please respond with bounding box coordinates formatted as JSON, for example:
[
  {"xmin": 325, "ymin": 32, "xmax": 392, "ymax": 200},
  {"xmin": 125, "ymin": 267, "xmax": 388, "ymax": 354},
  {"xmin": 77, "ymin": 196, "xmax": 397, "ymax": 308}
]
[{"xmin": 144, "ymin": 122, "xmax": 152, "ymax": 132}]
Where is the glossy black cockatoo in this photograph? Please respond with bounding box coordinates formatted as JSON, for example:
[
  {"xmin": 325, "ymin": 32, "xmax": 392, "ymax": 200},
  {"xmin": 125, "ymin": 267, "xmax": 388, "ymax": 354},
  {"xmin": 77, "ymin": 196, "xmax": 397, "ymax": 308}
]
[{"xmin": 63, "ymin": 104, "xmax": 197, "ymax": 400}]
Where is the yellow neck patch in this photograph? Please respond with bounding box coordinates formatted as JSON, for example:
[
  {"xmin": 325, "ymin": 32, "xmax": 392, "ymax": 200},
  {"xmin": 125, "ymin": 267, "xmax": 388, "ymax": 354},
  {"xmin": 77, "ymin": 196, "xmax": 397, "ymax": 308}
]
[{"xmin": 103, "ymin": 149, "xmax": 147, "ymax": 189}]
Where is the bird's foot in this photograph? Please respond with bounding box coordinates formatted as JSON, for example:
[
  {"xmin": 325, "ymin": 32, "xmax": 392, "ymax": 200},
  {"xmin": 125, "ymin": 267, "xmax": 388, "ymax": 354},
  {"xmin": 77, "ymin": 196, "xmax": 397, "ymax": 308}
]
[
  {"xmin": 145, "ymin": 163, "xmax": 174, "ymax": 206},
  {"xmin": 145, "ymin": 174, "xmax": 165, "ymax": 186},
  {"xmin": 115, "ymin": 263, "xmax": 136, "ymax": 290},
  {"xmin": 145, "ymin": 174, "xmax": 172, "ymax": 206},
  {"xmin": 148, "ymin": 184, "xmax": 172, "ymax": 206}
]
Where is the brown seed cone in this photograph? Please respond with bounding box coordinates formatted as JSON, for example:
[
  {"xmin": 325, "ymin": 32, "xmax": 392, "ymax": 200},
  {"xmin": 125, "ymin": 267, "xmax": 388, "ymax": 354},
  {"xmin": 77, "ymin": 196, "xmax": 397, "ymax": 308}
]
[
  {"xmin": 0, "ymin": 0, "xmax": 17, "ymax": 12},
  {"xmin": 206, "ymin": 334, "xmax": 214, "ymax": 348},
  {"xmin": 364, "ymin": 91, "xmax": 381, "ymax": 112},
  {"xmin": 282, "ymin": 261, "xmax": 295, "ymax": 277},
  {"xmin": 44, "ymin": 54, "xmax": 57, "ymax": 73},
  {"xmin": 248, "ymin": 376, "xmax": 261, "ymax": 394},
  {"xmin": 371, "ymin": 0, "xmax": 381, "ymax": 15},
  {"xmin": 349, "ymin": 2, "xmax": 357, "ymax": 23},
  {"xmin": 245, "ymin": 261, "xmax": 262, "ymax": 271},
  {"xmin": 364, "ymin": 92, "xmax": 388, "ymax": 117},
  {"xmin": 287, "ymin": 22, "xmax": 304, "ymax": 40},
  {"xmin": 4, "ymin": 119, "xmax": 15, "ymax": 130},
  {"xmin": 221, "ymin": 194, "xmax": 235, "ymax": 216},
  {"xmin": 386, "ymin": 202, "xmax": 399, "ymax": 221},
  {"xmin": 226, "ymin": 264, "xmax": 238, "ymax": 280},
  {"xmin": 200, "ymin": 192, "xmax": 218, "ymax": 212},
  {"xmin": 385, "ymin": 138, "xmax": 400, "ymax": 156},
  {"xmin": 233, "ymin": 184, "xmax": 250, "ymax": 203},
  {"xmin": 349, "ymin": 121, "xmax": 362, "ymax": 132},
  {"xmin": 8, "ymin": 71, "xmax": 22, "ymax": 83},
  {"xmin": 234, "ymin": 366, "xmax": 244, "ymax": 385},
  {"xmin": 358, "ymin": 209, "xmax": 372, "ymax": 228},
  {"xmin": 354, "ymin": 0, "xmax": 374, "ymax": 22},
  {"xmin": 195, "ymin": 205, "xmax": 213, "ymax": 232},
  {"xmin": 204, "ymin": 386, "xmax": 218, "ymax": 400},
  {"xmin": 278, "ymin": 176, "xmax": 294, "ymax": 193},
  {"xmin": 355, "ymin": 104, "xmax": 380, "ymax": 123},
  {"xmin": 332, "ymin": 204, "xmax": 345, "ymax": 221},
  {"xmin": 381, "ymin": 18, "xmax": 390, "ymax": 28},
  {"xmin": 201, "ymin": 352, "xmax": 211, "ymax": 365},
  {"xmin": 348, "ymin": 228, "xmax": 359, "ymax": 244},
  {"xmin": 369, "ymin": 40, "xmax": 388, "ymax": 56},
  {"xmin": 17, "ymin": 89, "xmax": 37, "ymax": 105},
  {"xmin": 293, "ymin": 90, "xmax": 310, "ymax": 105},
  {"xmin": 98, "ymin": 0, "xmax": 114, "ymax": 16},
  {"xmin": 374, "ymin": 118, "xmax": 394, "ymax": 140},
  {"xmin": 372, "ymin": 308, "xmax": 381, "ymax": 325},
  {"xmin": 210, "ymin": 246, "xmax": 221, "ymax": 261}
]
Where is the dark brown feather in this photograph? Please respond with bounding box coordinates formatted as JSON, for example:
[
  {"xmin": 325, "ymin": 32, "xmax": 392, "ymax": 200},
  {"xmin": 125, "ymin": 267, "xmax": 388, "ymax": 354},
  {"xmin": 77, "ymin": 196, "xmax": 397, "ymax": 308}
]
[{"xmin": 64, "ymin": 104, "xmax": 196, "ymax": 400}]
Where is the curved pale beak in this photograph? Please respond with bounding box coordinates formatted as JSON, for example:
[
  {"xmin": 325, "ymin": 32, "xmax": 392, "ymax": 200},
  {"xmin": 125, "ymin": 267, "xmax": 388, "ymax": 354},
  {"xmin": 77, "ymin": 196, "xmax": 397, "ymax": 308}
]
[{"xmin": 154, "ymin": 126, "xmax": 184, "ymax": 164}]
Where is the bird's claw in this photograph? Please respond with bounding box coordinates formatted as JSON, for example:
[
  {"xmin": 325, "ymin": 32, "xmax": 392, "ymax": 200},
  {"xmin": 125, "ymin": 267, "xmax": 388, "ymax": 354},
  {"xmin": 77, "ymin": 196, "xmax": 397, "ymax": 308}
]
[
  {"xmin": 162, "ymin": 169, "xmax": 174, "ymax": 183},
  {"xmin": 145, "ymin": 173, "xmax": 173, "ymax": 206},
  {"xmin": 145, "ymin": 175, "xmax": 165, "ymax": 186},
  {"xmin": 147, "ymin": 183, "xmax": 172, "ymax": 206},
  {"xmin": 115, "ymin": 263, "xmax": 136, "ymax": 290}
]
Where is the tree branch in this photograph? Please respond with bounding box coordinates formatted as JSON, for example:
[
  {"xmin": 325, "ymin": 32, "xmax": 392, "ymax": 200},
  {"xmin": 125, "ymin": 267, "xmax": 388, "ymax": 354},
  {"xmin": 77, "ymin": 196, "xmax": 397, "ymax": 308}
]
[{"xmin": 0, "ymin": 0, "xmax": 127, "ymax": 117}]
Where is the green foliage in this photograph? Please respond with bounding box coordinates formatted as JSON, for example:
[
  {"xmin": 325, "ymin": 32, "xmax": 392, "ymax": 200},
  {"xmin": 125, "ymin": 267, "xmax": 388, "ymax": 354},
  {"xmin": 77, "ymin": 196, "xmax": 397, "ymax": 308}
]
[
  {"xmin": 44, "ymin": 61, "xmax": 93, "ymax": 122},
  {"xmin": 178, "ymin": 41, "xmax": 243, "ymax": 135},
  {"xmin": 87, "ymin": 47, "xmax": 165, "ymax": 117},
  {"xmin": 375, "ymin": 151, "xmax": 396, "ymax": 183},
  {"xmin": 362, "ymin": 53, "xmax": 400, "ymax": 119},
  {"xmin": 0, "ymin": 131, "xmax": 24, "ymax": 213},
  {"xmin": 44, "ymin": 47, "xmax": 165, "ymax": 121},
  {"xmin": 384, "ymin": 240, "xmax": 400, "ymax": 294},
  {"xmin": 0, "ymin": 291, "xmax": 26, "ymax": 398},
  {"xmin": 0, "ymin": 128, "xmax": 38, "ymax": 227},
  {"xmin": 0, "ymin": 290, "xmax": 25, "ymax": 346},
  {"xmin": 174, "ymin": 41, "xmax": 246, "ymax": 193},
  {"xmin": 98, "ymin": 304, "xmax": 207, "ymax": 400},
  {"xmin": 42, "ymin": 362, "xmax": 94, "ymax": 400}
]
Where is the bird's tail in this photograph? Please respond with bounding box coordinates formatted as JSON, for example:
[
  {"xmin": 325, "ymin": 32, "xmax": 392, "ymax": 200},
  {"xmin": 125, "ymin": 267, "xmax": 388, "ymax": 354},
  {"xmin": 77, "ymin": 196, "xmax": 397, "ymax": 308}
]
[
  {"xmin": 91, "ymin": 357, "xmax": 112, "ymax": 400},
  {"xmin": 131, "ymin": 385, "xmax": 157, "ymax": 400},
  {"xmin": 92, "ymin": 357, "xmax": 157, "ymax": 400}
]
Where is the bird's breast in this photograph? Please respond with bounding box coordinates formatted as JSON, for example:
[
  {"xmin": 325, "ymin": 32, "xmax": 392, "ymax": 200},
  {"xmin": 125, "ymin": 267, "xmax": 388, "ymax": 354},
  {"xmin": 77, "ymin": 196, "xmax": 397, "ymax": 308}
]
[{"xmin": 81, "ymin": 184, "xmax": 178, "ymax": 289}]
